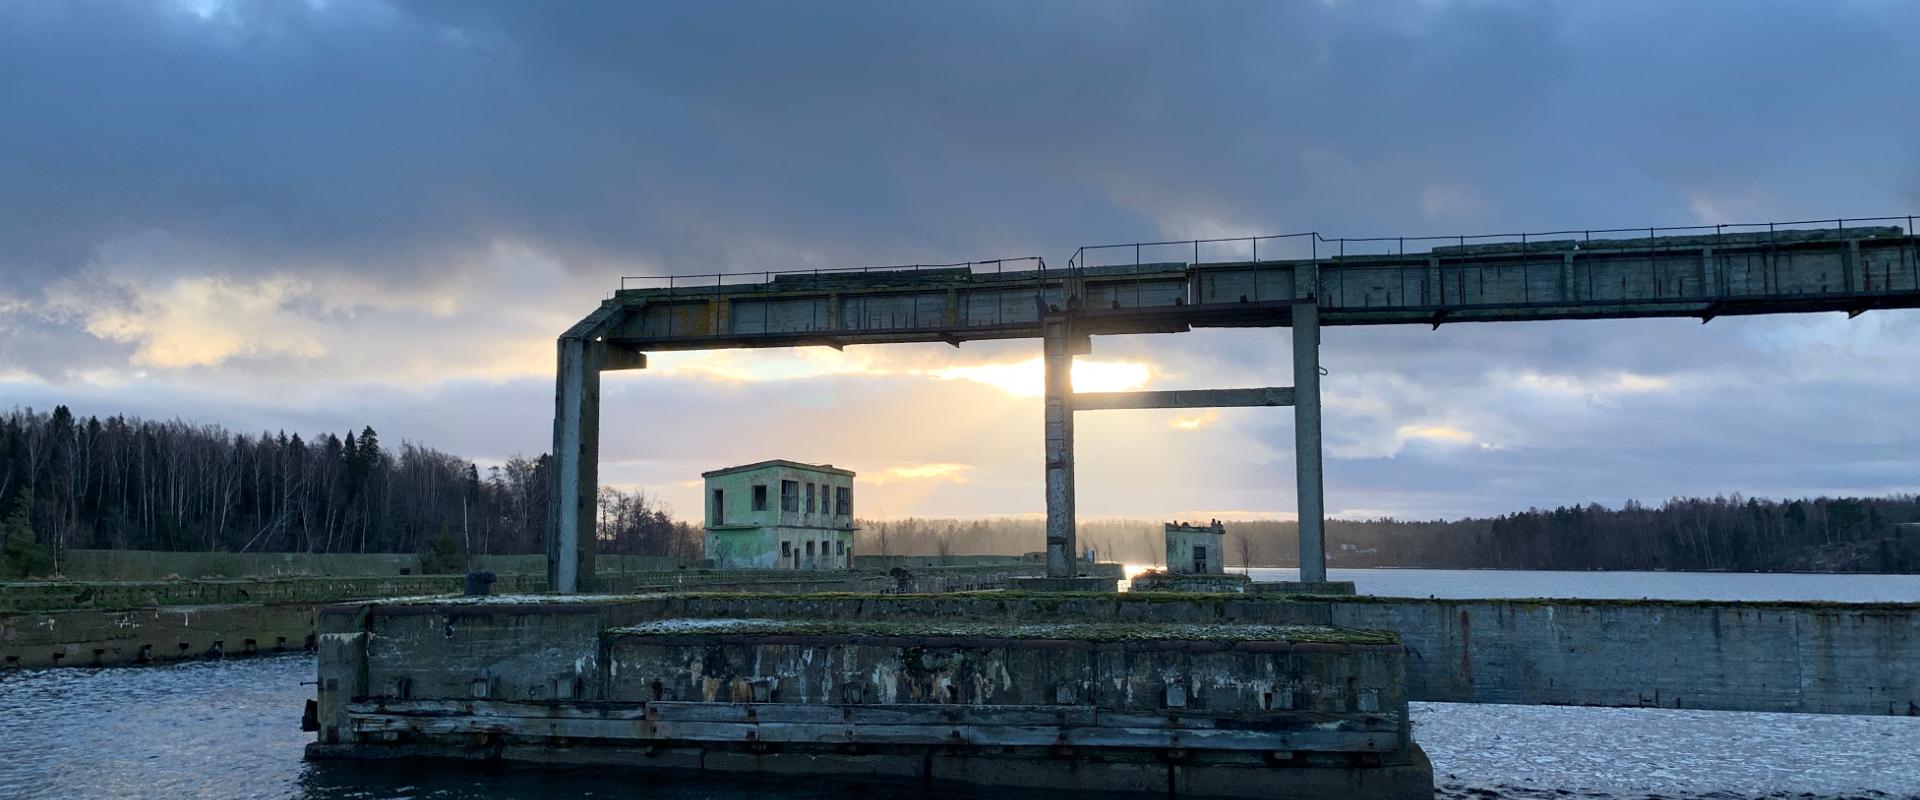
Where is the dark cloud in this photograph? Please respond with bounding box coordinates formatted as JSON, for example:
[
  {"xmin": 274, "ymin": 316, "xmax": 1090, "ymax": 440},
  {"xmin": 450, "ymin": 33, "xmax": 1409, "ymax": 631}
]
[{"xmin": 3, "ymin": 0, "xmax": 1919, "ymax": 520}]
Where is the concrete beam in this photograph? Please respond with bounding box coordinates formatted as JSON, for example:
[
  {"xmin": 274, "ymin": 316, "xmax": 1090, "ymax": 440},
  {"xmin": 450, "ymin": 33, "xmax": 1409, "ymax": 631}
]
[
  {"xmin": 549, "ymin": 304, "xmax": 633, "ymax": 594},
  {"xmin": 1042, "ymin": 316, "xmax": 1076, "ymax": 579},
  {"xmin": 1293, "ymin": 302, "xmax": 1326, "ymax": 583},
  {"xmin": 549, "ymin": 336, "xmax": 600, "ymax": 594},
  {"xmin": 605, "ymin": 228, "xmax": 1919, "ymax": 351},
  {"xmin": 1071, "ymin": 387, "xmax": 1294, "ymax": 411}
]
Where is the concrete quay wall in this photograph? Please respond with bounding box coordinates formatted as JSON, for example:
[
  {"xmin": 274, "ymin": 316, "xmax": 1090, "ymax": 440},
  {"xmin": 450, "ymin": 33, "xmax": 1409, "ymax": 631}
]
[
  {"xmin": 625, "ymin": 593, "xmax": 1920, "ymax": 716},
  {"xmin": 57, "ymin": 549, "xmax": 1058, "ymax": 580},
  {"xmin": 0, "ymin": 565, "xmax": 1061, "ymax": 669},
  {"xmin": 1329, "ymin": 598, "xmax": 1920, "ymax": 716},
  {"xmin": 0, "ymin": 573, "xmax": 549, "ymax": 613},
  {"xmin": 57, "ymin": 549, "xmax": 693, "ymax": 580},
  {"xmin": 0, "ymin": 603, "xmax": 319, "ymax": 668}
]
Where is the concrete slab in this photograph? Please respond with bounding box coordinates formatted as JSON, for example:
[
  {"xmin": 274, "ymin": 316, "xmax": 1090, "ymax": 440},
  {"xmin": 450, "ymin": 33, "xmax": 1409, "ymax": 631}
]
[
  {"xmin": 1007, "ymin": 576, "xmax": 1118, "ymax": 592},
  {"xmin": 1250, "ymin": 580, "xmax": 1357, "ymax": 596}
]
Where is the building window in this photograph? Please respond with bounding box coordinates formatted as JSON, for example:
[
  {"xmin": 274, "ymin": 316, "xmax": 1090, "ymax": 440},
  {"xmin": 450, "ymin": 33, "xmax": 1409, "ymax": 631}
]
[
  {"xmin": 836, "ymin": 540, "xmax": 845, "ymax": 556},
  {"xmin": 836, "ymin": 486, "xmax": 851, "ymax": 516},
  {"xmin": 805, "ymin": 541, "xmax": 815, "ymax": 558},
  {"xmin": 711, "ymin": 489, "xmax": 724, "ymax": 526},
  {"xmin": 781, "ymin": 541, "xmax": 791, "ymax": 557},
  {"xmin": 806, "ymin": 483, "xmax": 816, "ymax": 513},
  {"xmin": 751, "ymin": 484, "xmax": 767, "ymax": 511},
  {"xmin": 781, "ymin": 480, "xmax": 799, "ymax": 512}
]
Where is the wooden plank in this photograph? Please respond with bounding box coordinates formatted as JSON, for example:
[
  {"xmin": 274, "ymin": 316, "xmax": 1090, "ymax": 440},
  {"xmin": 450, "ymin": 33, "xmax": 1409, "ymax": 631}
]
[
  {"xmin": 346, "ymin": 707, "xmax": 1397, "ymax": 753},
  {"xmin": 347, "ymin": 699, "xmax": 650, "ymax": 720}
]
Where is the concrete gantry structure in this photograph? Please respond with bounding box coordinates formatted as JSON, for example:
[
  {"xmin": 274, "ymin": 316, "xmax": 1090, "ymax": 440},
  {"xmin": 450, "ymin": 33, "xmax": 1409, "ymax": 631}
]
[{"xmin": 550, "ymin": 219, "xmax": 1920, "ymax": 591}]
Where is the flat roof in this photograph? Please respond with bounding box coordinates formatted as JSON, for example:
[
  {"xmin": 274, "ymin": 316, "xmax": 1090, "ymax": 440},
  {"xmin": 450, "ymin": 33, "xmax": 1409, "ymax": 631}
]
[{"xmin": 701, "ymin": 459, "xmax": 856, "ymax": 478}]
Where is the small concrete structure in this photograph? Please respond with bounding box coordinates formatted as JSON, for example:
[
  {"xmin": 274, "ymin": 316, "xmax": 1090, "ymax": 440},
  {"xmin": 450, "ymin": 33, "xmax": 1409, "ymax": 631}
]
[
  {"xmin": 1167, "ymin": 520, "xmax": 1227, "ymax": 574},
  {"xmin": 702, "ymin": 460, "xmax": 855, "ymax": 570},
  {"xmin": 1131, "ymin": 520, "xmax": 1252, "ymax": 593}
]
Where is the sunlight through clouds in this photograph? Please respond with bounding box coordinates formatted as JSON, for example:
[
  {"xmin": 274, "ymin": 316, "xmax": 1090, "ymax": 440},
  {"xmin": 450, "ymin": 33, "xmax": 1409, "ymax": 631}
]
[
  {"xmin": 861, "ymin": 463, "xmax": 973, "ymax": 486},
  {"xmin": 650, "ymin": 350, "xmax": 1153, "ymax": 399},
  {"xmin": 1170, "ymin": 410, "xmax": 1221, "ymax": 431}
]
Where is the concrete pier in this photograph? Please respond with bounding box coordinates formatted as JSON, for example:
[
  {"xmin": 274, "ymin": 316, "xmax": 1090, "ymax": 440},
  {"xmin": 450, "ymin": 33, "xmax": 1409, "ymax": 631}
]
[
  {"xmin": 309, "ymin": 599, "xmax": 1431, "ymax": 798},
  {"xmin": 306, "ymin": 592, "xmax": 1920, "ymax": 717}
]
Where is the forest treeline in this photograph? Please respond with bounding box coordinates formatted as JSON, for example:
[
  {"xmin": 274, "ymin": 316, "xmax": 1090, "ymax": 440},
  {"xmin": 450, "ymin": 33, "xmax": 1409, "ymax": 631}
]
[
  {"xmin": 0, "ymin": 406, "xmax": 698, "ymax": 577},
  {"xmin": 4, "ymin": 406, "xmax": 1917, "ymax": 576},
  {"xmin": 867, "ymin": 495, "xmax": 1920, "ymax": 573}
]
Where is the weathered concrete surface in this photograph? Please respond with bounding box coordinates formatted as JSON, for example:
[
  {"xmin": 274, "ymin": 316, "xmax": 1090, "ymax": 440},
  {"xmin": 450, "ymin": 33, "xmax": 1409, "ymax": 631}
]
[
  {"xmin": 1132, "ymin": 572, "xmax": 1252, "ymax": 593},
  {"xmin": 1251, "ymin": 581, "xmax": 1358, "ymax": 596},
  {"xmin": 548, "ymin": 592, "xmax": 1920, "ymax": 716},
  {"xmin": 313, "ymin": 610, "xmax": 1431, "ymax": 799},
  {"xmin": 1009, "ymin": 576, "xmax": 1117, "ymax": 592},
  {"xmin": 603, "ymin": 227, "xmax": 1920, "ymax": 350},
  {"xmin": 1329, "ymin": 598, "xmax": 1920, "ymax": 716},
  {"xmin": 53, "ymin": 549, "xmax": 694, "ymax": 580},
  {"xmin": 0, "ymin": 603, "xmax": 317, "ymax": 668},
  {"xmin": 0, "ymin": 565, "xmax": 1059, "ymax": 669},
  {"xmin": 0, "ymin": 573, "xmax": 548, "ymax": 613}
]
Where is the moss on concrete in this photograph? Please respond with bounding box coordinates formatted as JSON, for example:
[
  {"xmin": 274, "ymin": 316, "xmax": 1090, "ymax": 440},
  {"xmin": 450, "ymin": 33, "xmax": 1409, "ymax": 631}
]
[{"xmin": 612, "ymin": 617, "xmax": 1398, "ymax": 645}]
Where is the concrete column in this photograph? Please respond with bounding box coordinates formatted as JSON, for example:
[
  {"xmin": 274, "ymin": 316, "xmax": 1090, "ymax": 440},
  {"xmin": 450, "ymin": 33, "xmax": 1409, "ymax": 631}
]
[
  {"xmin": 1292, "ymin": 301, "xmax": 1326, "ymax": 583},
  {"xmin": 1043, "ymin": 316, "xmax": 1077, "ymax": 578},
  {"xmin": 549, "ymin": 336, "xmax": 601, "ymax": 593}
]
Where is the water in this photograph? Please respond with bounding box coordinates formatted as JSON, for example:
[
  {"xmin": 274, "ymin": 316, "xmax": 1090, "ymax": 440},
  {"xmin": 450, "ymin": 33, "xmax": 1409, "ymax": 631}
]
[{"xmin": 3, "ymin": 570, "xmax": 1918, "ymax": 799}]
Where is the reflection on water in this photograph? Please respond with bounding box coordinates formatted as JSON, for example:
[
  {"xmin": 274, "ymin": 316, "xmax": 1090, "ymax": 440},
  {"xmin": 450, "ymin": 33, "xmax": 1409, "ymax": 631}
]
[{"xmin": 5, "ymin": 567, "xmax": 1920, "ymax": 799}]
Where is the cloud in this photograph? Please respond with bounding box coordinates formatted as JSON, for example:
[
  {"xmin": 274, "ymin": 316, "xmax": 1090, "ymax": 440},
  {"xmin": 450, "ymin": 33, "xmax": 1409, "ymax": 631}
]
[
  {"xmin": 4, "ymin": 0, "xmax": 1920, "ymax": 525},
  {"xmin": 1395, "ymin": 424, "xmax": 1473, "ymax": 446},
  {"xmin": 862, "ymin": 463, "xmax": 973, "ymax": 486},
  {"xmin": 652, "ymin": 348, "xmax": 1153, "ymax": 400},
  {"xmin": 55, "ymin": 275, "xmax": 324, "ymax": 369},
  {"xmin": 1170, "ymin": 411, "xmax": 1220, "ymax": 431}
]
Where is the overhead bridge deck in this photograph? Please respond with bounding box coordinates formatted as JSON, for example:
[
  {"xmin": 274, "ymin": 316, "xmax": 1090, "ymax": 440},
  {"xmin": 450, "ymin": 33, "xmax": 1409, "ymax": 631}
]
[
  {"xmin": 548, "ymin": 220, "xmax": 1920, "ymax": 592},
  {"xmin": 599, "ymin": 225, "xmax": 1920, "ymax": 351}
]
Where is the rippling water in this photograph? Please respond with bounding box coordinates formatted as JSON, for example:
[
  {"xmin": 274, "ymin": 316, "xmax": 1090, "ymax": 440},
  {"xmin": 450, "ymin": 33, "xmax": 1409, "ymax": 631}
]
[
  {"xmin": 3, "ymin": 570, "xmax": 1918, "ymax": 799},
  {"xmin": 6, "ymin": 656, "xmax": 1917, "ymax": 799}
]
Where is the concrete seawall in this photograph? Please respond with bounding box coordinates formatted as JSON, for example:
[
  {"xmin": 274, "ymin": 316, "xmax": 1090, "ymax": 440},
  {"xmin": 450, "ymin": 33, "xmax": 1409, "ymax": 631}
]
[
  {"xmin": 0, "ymin": 564, "xmax": 1081, "ymax": 669},
  {"xmin": 1330, "ymin": 598, "xmax": 1920, "ymax": 716},
  {"xmin": 53, "ymin": 549, "xmax": 1042, "ymax": 580},
  {"xmin": 53, "ymin": 549, "xmax": 686, "ymax": 580},
  {"xmin": 616, "ymin": 593, "xmax": 1920, "ymax": 716}
]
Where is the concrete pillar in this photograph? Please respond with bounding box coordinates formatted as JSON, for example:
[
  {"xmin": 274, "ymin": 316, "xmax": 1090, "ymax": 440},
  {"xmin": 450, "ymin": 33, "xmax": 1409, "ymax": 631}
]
[
  {"xmin": 1043, "ymin": 316, "xmax": 1077, "ymax": 578},
  {"xmin": 549, "ymin": 336, "xmax": 601, "ymax": 593},
  {"xmin": 1292, "ymin": 301, "xmax": 1326, "ymax": 583}
]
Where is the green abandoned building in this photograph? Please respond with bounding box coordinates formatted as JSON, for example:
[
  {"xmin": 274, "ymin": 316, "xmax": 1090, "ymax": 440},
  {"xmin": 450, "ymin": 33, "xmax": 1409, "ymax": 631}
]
[{"xmin": 702, "ymin": 460, "xmax": 856, "ymax": 570}]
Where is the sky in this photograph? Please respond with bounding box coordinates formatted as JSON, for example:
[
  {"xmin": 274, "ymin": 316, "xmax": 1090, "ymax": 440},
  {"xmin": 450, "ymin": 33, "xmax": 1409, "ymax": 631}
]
[{"xmin": 3, "ymin": 0, "xmax": 1919, "ymax": 525}]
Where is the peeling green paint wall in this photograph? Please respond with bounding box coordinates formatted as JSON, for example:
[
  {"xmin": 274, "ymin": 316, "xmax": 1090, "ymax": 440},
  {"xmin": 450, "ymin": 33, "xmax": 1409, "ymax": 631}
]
[{"xmin": 703, "ymin": 462, "xmax": 856, "ymax": 569}]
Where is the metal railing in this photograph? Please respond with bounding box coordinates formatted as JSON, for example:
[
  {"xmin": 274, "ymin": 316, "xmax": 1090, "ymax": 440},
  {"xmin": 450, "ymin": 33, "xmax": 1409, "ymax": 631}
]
[
  {"xmin": 618, "ymin": 257, "xmax": 1047, "ymax": 292},
  {"xmin": 1062, "ymin": 215, "xmax": 1920, "ymax": 312},
  {"xmin": 609, "ymin": 215, "xmax": 1918, "ymax": 338},
  {"xmin": 1065, "ymin": 215, "xmax": 1918, "ymax": 272}
]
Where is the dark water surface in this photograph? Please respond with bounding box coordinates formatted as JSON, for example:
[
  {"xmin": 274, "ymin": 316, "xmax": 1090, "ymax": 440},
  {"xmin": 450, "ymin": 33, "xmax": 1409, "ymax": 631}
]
[{"xmin": 4, "ymin": 569, "xmax": 1919, "ymax": 799}]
